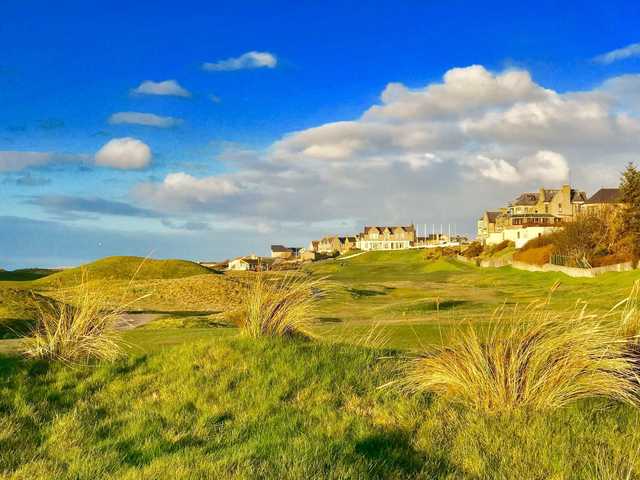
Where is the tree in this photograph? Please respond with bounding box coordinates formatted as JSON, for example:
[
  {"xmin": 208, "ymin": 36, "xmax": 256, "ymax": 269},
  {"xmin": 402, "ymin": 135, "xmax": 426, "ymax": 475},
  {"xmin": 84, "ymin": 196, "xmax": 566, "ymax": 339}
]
[{"xmin": 619, "ymin": 162, "xmax": 640, "ymax": 262}]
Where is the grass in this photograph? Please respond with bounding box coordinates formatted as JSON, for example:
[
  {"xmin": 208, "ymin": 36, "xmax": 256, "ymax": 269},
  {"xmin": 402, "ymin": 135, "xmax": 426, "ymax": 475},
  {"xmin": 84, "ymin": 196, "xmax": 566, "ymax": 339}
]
[
  {"xmin": 37, "ymin": 256, "xmax": 214, "ymax": 287},
  {"xmin": 398, "ymin": 298, "xmax": 640, "ymax": 412},
  {"xmin": 0, "ymin": 268, "xmax": 58, "ymax": 282},
  {"xmin": 2, "ymin": 337, "xmax": 640, "ymax": 478},
  {"xmin": 21, "ymin": 279, "xmax": 132, "ymax": 363},
  {"xmin": 236, "ymin": 273, "xmax": 325, "ymax": 339},
  {"xmin": 2, "ymin": 253, "xmax": 640, "ymax": 477}
]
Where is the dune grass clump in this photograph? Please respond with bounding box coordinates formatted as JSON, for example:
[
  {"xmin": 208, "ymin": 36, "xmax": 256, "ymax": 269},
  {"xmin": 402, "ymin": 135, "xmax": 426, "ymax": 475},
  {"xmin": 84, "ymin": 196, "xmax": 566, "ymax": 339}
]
[
  {"xmin": 21, "ymin": 278, "xmax": 139, "ymax": 363},
  {"xmin": 236, "ymin": 273, "xmax": 326, "ymax": 339},
  {"xmin": 398, "ymin": 293, "xmax": 640, "ymax": 412}
]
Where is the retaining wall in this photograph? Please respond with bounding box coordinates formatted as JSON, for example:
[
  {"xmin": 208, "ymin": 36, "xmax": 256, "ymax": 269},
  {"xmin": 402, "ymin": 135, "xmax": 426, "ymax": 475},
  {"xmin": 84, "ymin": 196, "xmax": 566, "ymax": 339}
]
[{"xmin": 456, "ymin": 255, "xmax": 634, "ymax": 278}]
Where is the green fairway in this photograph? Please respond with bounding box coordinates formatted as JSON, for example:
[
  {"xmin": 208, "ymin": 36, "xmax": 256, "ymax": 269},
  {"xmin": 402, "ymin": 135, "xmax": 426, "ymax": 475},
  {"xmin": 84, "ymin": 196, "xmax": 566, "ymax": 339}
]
[
  {"xmin": 2, "ymin": 250, "xmax": 640, "ymax": 351},
  {"xmin": 306, "ymin": 250, "xmax": 640, "ymax": 348},
  {"xmin": 2, "ymin": 253, "xmax": 640, "ymax": 478}
]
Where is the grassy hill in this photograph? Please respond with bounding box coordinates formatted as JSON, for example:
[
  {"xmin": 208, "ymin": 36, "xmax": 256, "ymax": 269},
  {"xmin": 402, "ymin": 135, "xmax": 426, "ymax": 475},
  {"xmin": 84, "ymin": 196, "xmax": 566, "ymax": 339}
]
[
  {"xmin": 0, "ymin": 268, "xmax": 59, "ymax": 282},
  {"xmin": 1, "ymin": 337, "xmax": 638, "ymax": 479},
  {"xmin": 37, "ymin": 256, "xmax": 214, "ymax": 287}
]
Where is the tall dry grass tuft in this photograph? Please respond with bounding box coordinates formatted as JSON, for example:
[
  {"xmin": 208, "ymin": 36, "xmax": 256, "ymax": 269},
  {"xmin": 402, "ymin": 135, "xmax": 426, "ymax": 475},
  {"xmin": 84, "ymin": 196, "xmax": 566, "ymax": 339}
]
[
  {"xmin": 236, "ymin": 273, "xmax": 327, "ymax": 339},
  {"xmin": 396, "ymin": 290, "xmax": 640, "ymax": 412},
  {"xmin": 22, "ymin": 273, "xmax": 147, "ymax": 363}
]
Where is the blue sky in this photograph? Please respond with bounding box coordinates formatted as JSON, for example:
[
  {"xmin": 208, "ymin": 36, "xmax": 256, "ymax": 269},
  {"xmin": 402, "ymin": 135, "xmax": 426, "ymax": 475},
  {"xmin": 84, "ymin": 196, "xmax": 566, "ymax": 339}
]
[{"xmin": 2, "ymin": 0, "xmax": 640, "ymax": 268}]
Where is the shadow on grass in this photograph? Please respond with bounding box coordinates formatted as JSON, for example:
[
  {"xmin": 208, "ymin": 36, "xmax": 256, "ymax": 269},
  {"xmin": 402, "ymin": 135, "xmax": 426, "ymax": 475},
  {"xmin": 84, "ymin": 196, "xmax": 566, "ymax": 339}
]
[
  {"xmin": 316, "ymin": 317, "xmax": 343, "ymax": 323},
  {"xmin": 133, "ymin": 310, "xmax": 222, "ymax": 317},
  {"xmin": 353, "ymin": 429, "xmax": 426, "ymax": 477},
  {"xmin": 348, "ymin": 288, "xmax": 391, "ymax": 299},
  {"xmin": 0, "ymin": 318, "xmax": 34, "ymax": 339}
]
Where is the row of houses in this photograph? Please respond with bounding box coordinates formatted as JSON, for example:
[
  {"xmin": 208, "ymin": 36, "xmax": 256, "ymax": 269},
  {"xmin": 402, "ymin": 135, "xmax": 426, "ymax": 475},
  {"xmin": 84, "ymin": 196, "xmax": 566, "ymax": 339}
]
[
  {"xmin": 477, "ymin": 184, "xmax": 623, "ymax": 248},
  {"xmin": 218, "ymin": 224, "xmax": 455, "ymax": 270},
  {"xmin": 305, "ymin": 225, "xmax": 465, "ymax": 255}
]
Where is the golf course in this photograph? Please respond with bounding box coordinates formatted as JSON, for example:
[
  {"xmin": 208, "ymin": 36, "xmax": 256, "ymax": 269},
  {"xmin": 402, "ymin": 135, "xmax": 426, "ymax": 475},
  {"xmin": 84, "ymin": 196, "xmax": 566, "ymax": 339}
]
[{"xmin": 2, "ymin": 251, "xmax": 640, "ymax": 478}]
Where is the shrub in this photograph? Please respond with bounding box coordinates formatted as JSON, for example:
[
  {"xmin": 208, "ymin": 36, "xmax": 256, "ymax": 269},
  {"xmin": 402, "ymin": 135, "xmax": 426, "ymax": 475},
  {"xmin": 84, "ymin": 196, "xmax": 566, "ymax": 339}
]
[
  {"xmin": 236, "ymin": 273, "xmax": 326, "ymax": 339},
  {"xmin": 463, "ymin": 242, "xmax": 484, "ymax": 258},
  {"xmin": 21, "ymin": 279, "xmax": 138, "ymax": 363},
  {"xmin": 487, "ymin": 240, "xmax": 512, "ymax": 255},
  {"xmin": 591, "ymin": 253, "xmax": 632, "ymax": 267},
  {"xmin": 396, "ymin": 296, "xmax": 639, "ymax": 412},
  {"xmin": 519, "ymin": 234, "xmax": 555, "ymax": 252},
  {"xmin": 513, "ymin": 245, "xmax": 554, "ymax": 266}
]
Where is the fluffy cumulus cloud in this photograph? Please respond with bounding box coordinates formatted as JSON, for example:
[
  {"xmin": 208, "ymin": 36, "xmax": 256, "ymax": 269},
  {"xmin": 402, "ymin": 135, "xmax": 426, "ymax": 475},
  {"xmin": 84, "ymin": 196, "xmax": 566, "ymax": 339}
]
[
  {"xmin": 108, "ymin": 112, "xmax": 182, "ymax": 128},
  {"xmin": 203, "ymin": 51, "xmax": 277, "ymax": 71},
  {"xmin": 467, "ymin": 151, "xmax": 569, "ymax": 184},
  {"xmin": 134, "ymin": 65, "xmax": 640, "ymax": 234},
  {"xmin": 132, "ymin": 80, "xmax": 191, "ymax": 97},
  {"xmin": 95, "ymin": 138, "xmax": 152, "ymax": 170},
  {"xmin": 594, "ymin": 42, "xmax": 640, "ymax": 64}
]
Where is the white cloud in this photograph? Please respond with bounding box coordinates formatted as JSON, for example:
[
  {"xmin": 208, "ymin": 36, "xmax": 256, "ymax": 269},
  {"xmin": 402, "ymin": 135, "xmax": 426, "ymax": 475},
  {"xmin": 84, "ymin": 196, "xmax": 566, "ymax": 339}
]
[
  {"xmin": 108, "ymin": 112, "xmax": 182, "ymax": 128},
  {"xmin": 517, "ymin": 150, "xmax": 569, "ymax": 184},
  {"xmin": 95, "ymin": 138, "xmax": 152, "ymax": 170},
  {"xmin": 468, "ymin": 155, "xmax": 520, "ymax": 183},
  {"xmin": 132, "ymin": 80, "xmax": 191, "ymax": 97},
  {"xmin": 133, "ymin": 65, "xmax": 640, "ymax": 234},
  {"xmin": 594, "ymin": 42, "xmax": 640, "ymax": 64},
  {"xmin": 203, "ymin": 51, "xmax": 277, "ymax": 71}
]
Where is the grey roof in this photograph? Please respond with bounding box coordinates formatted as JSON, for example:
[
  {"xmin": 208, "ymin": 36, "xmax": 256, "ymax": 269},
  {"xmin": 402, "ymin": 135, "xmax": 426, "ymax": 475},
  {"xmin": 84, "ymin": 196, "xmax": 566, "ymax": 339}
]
[
  {"xmin": 585, "ymin": 188, "xmax": 621, "ymax": 204},
  {"xmin": 363, "ymin": 225, "xmax": 415, "ymax": 234},
  {"xmin": 512, "ymin": 193, "xmax": 539, "ymax": 206},
  {"xmin": 270, "ymin": 245, "xmax": 291, "ymax": 253},
  {"xmin": 571, "ymin": 190, "xmax": 588, "ymax": 203}
]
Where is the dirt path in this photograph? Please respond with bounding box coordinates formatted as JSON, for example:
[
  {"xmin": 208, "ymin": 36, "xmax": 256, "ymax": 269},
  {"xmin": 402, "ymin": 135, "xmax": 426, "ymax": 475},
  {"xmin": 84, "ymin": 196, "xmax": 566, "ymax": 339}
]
[{"xmin": 117, "ymin": 313, "xmax": 161, "ymax": 331}]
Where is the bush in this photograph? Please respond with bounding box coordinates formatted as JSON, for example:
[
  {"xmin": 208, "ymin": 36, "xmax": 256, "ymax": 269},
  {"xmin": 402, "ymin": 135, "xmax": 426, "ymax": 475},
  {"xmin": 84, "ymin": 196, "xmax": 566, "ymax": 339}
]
[
  {"xmin": 487, "ymin": 240, "xmax": 512, "ymax": 255},
  {"xmin": 513, "ymin": 245, "xmax": 554, "ymax": 266},
  {"xmin": 463, "ymin": 242, "xmax": 484, "ymax": 258},
  {"xmin": 520, "ymin": 234, "xmax": 555, "ymax": 252},
  {"xmin": 397, "ymin": 295, "xmax": 639, "ymax": 412},
  {"xmin": 236, "ymin": 273, "xmax": 326, "ymax": 339},
  {"xmin": 591, "ymin": 253, "xmax": 632, "ymax": 267}
]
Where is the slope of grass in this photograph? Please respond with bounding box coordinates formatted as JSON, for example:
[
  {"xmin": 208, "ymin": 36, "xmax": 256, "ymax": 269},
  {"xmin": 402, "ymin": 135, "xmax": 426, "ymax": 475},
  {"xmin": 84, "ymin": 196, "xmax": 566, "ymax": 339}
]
[
  {"xmin": 37, "ymin": 256, "xmax": 213, "ymax": 287},
  {"xmin": 0, "ymin": 268, "xmax": 58, "ymax": 282},
  {"xmin": 1, "ymin": 337, "xmax": 639, "ymax": 479}
]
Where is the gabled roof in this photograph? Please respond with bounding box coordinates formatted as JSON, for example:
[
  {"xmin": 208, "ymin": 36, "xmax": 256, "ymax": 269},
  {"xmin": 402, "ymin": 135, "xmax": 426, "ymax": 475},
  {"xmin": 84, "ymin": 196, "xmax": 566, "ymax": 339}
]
[
  {"xmin": 585, "ymin": 188, "xmax": 621, "ymax": 204},
  {"xmin": 363, "ymin": 225, "xmax": 415, "ymax": 234},
  {"xmin": 512, "ymin": 193, "xmax": 539, "ymax": 206},
  {"xmin": 270, "ymin": 245, "xmax": 291, "ymax": 253},
  {"xmin": 571, "ymin": 190, "xmax": 588, "ymax": 203},
  {"xmin": 338, "ymin": 236, "xmax": 356, "ymax": 243},
  {"xmin": 541, "ymin": 189, "xmax": 559, "ymax": 202}
]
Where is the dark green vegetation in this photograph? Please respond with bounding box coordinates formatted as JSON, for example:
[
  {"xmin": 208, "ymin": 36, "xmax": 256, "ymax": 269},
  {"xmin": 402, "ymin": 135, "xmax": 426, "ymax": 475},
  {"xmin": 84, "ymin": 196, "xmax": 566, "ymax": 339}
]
[
  {"xmin": 2, "ymin": 337, "xmax": 639, "ymax": 479},
  {"xmin": 2, "ymin": 252, "xmax": 640, "ymax": 478},
  {"xmin": 0, "ymin": 268, "xmax": 58, "ymax": 282}
]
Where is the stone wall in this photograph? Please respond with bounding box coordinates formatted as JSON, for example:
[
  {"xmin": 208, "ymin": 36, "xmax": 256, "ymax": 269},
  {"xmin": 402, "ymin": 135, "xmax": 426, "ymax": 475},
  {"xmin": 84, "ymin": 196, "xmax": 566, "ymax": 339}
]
[{"xmin": 456, "ymin": 255, "xmax": 634, "ymax": 278}]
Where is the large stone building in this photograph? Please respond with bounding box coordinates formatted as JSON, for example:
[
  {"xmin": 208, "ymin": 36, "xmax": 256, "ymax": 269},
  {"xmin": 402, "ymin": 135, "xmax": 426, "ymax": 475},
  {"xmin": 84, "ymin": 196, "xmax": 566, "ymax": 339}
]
[
  {"xmin": 313, "ymin": 235, "xmax": 357, "ymax": 254},
  {"xmin": 270, "ymin": 245, "xmax": 302, "ymax": 259},
  {"xmin": 582, "ymin": 188, "xmax": 623, "ymax": 213},
  {"xmin": 477, "ymin": 184, "xmax": 587, "ymax": 248},
  {"xmin": 356, "ymin": 225, "xmax": 416, "ymax": 251}
]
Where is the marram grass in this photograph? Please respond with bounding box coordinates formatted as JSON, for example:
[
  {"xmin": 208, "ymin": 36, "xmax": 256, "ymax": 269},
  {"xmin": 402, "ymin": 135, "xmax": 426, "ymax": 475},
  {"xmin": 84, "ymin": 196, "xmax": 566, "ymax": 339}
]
[
  {"xmin": 236, "ymin": 272, "xmax": 327, "ymax": 339},
  {"xmin": 396, "ymin": 285, "xmax": 640, "ymax": 412},
  {"xmin": 22, "ymin": 273, "xmax": 148, "ymax": 364}
]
